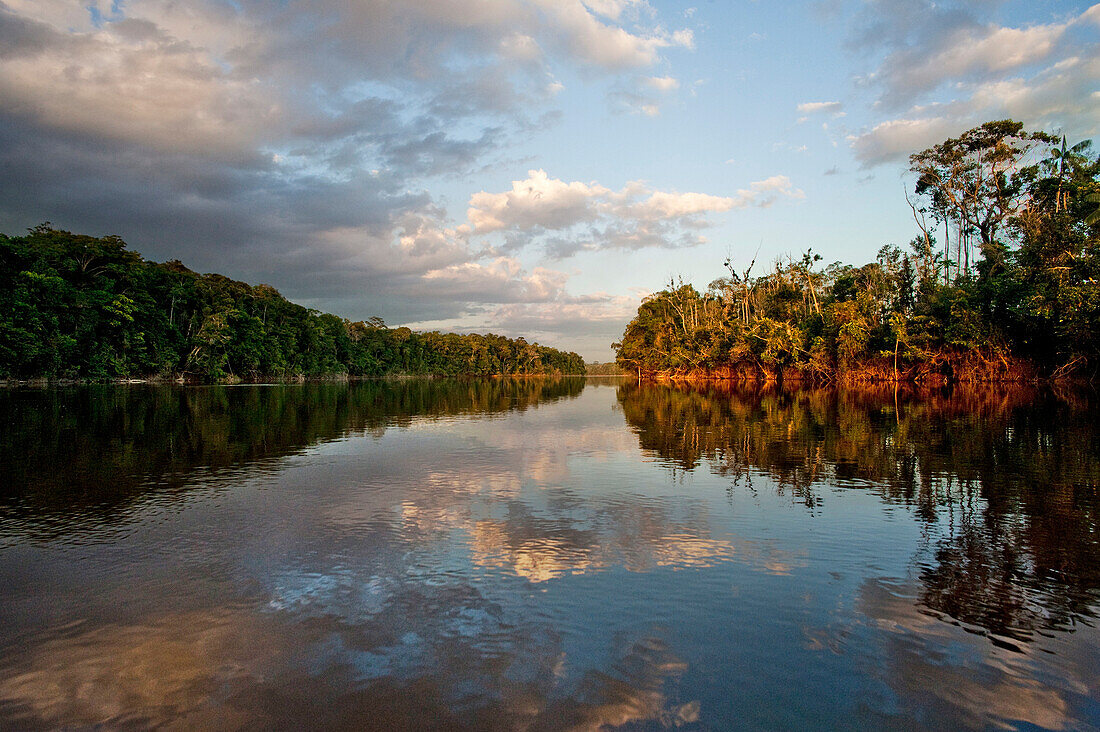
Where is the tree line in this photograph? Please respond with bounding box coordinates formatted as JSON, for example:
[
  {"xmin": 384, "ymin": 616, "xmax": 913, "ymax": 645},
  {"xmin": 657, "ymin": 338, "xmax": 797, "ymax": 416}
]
[
  {"xmin": 0, "ymin": 226, "xmax": 586, "ymax": 380},
  {"xmin": 615, "ymin": 121, "xmax": 1100, "ymax": 382}
]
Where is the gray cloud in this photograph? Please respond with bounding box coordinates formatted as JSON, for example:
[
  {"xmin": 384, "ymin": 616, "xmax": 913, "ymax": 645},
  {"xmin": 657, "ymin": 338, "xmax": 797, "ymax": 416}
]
[
  {"xmin": 858, "ymin": 2, "xmax": 1074, "ymax": 108},
  {"xmin": 0, "ymin": 0, "xmax": 699, "ymax": 346},
  {"xmin": 0, "ymin": 5, "xmax": 53, "ymax": 58},
  {"xmin": 845, "ymin": 2, "xmax": 1100, "ymax": 166}
]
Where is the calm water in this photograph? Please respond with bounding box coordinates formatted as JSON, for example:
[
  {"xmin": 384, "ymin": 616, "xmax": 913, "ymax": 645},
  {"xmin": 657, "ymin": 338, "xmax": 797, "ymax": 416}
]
[{"xmin": 2, "ymin": 379, "xmax": 1099, "ymax": 730}]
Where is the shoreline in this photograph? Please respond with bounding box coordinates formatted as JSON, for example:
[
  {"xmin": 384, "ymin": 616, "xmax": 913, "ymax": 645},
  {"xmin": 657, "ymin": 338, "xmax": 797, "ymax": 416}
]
[
  {"xmin": 616, "ymin": 352, "xmax": 1097, "ymax": 386},
  {"xmin": 0, "ymin": 372, "xmax": 597, "ymax": 388}
]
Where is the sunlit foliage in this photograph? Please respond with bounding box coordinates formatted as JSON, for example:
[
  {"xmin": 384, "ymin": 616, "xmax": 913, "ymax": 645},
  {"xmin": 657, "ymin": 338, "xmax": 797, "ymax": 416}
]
[{"xmin": 616, "ymin": 121, "xmax": 1100, "ymax": 381}]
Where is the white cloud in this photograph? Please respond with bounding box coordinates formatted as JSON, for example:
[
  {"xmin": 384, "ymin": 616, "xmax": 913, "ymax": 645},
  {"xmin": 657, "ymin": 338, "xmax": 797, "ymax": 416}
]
[
  {"xmin": 849, "ymin": 117, "xmax": 960, "ymax": 167},
  {"xmin": 852, "ymin": 2, "xmax": 1100, "ymax": 106},
  {"xmin": 851, "ymin": 50, "xmax": 1100, "ymax": 166},
  {"xmin": 499, "ymin": 32, "xmax": 544, "ymax": 63},
  {"xmin": 797, "ymin": 101, "xmax": 844, "ymax": 115},
  {"xmin": 469, "ymin": 172, "xmax": 722, "ymax": 228},
  {"xmin": 879, "ymin": 22, "xmax": 1069, "ymax": 98},
  {"xmin": 672, "ymin": 28, "xmax": 695, "ymax": 49},
  {"xmin": 464, "ymin": 169, "xmax": 800, "ymax": 256},
  {"xmin": 2, "ymin": 0, "xmax": 101, "ymax": 31},
  {"xmin": 729, "ymin": 175, "xmax": 805, "ymax": 208},
  {"xmin": 399, "ymin": 268, "xmax": 643, "ymax": 359},
  {"xmin": 610, "ymin": 74, "xmax": 682, "ymax": 116},
  {"xmin": 306, "ymin": 211, "xmax": 474, "ymax": 281},
  {"xmin": 580, "ymin": 0, "xmax": 648, "ymax": 22},
  {"xmin": 0, "ymin": 11, "xmax": 277, "ymax": 156},
  {"xmin": 968, "ymin": 55, "xmax": 1100, "ymax": 127},
  {"xmin": 530, "ymin": 0, "xmax": 693, "ymax": 69},
  {"xmin": 635, "ymin": 191, "xmax": 736, "ymax": 218},
  {"xmin": 420, "ymin": 257, "xmax": 569, "ymax": 303},
  {"xmin": 467, "ymin": 170, "xmax": 609, "ymax": 234},
  {"xmin": 489, "ymin": 296, "xmax": 640, "ymax": 333},
  {"xmin": 0, "ymin": 0, "xmax": 705, "ymax": 344},
  {"xmin": 404, "ymin": 291, "xmax": 639, "ymax": 359},
  {"xmin": 610, "ymin": 87, "xmax": 662, "ymax": 116},
  {"xmin": 644, "ymin": 75, "xmax": 680, "ymax": 92},
  {"xmin": 0, "ymin": 0, "xmax": 695, "ymax": 158}
]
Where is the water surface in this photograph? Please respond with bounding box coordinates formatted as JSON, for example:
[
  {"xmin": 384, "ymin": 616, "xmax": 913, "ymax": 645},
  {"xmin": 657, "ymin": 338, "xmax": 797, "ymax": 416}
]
[{"xmin": 1, "ymin": 379, "xmax": 1098, "ymax": 730}]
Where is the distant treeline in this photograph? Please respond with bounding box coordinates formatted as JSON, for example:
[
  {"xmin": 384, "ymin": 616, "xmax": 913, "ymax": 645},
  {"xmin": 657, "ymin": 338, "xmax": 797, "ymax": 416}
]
[
  {"xmin": 585, "ymin": 361, "xmax": 623, "ymax": 375},
  {"xmin": 0, "ymin": 227, "xmax": 585, "ymax": 380},
  {"xmin": 615, "ymin": 121, "xmax": 1100, "ymax": 382}
]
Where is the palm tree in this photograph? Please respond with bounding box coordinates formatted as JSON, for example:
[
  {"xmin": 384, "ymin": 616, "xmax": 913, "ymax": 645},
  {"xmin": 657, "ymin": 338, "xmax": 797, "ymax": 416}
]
[
  {"xmin": 1085, "ymin": 192, "xmax": 1100, "ymax": 226},
  {"xmin": 1045, "ymin": 135, "xmax": 1094, "ymax": 212}
]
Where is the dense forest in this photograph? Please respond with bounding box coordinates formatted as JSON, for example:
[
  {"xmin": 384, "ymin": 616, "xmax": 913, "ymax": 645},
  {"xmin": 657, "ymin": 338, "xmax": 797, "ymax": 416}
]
[
  {"xmin": 615, "ymin": 121, "xmax": 1100, "ymax": 382},
  {"xmin": 0, "ymin": 228, "xmax": 585, "ymax": 380}
]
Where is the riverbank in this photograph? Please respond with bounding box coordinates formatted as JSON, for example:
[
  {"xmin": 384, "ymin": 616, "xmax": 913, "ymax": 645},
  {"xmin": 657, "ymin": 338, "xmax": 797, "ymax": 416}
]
[
  {"xmin": 628, "ymin": 350, "xmax": 1094, "ymax": 386},
  {"xmin": 0, "ymin": 372, "xmax": 595, "ymax": 387}
]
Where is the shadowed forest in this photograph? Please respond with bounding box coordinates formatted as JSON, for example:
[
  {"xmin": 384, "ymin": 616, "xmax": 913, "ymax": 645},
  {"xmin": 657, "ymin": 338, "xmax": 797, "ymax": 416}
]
[
  {"xmin": 615, "ymin": 121, "xmax": 1100, "ymax": 382},
  {"xmin": 0, "ymin": 229, "xmax": 585, "ymax": 381}
]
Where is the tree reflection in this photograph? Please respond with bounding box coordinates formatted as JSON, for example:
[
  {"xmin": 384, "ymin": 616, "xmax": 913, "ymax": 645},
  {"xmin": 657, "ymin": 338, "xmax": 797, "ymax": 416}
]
[
  {"xmin": 618, "ymin": 381, "xmax": 1100, "ymax": 642},
  {"xmin": 0, "ymin": 378, "xmax": 585, "ymax": 532}
]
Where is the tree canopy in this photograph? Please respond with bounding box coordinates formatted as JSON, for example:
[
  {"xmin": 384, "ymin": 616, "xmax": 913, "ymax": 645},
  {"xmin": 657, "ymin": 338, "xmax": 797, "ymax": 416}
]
[{"xmin": 0, "ymin": 226, "xmax": 586, "ymax": 380}]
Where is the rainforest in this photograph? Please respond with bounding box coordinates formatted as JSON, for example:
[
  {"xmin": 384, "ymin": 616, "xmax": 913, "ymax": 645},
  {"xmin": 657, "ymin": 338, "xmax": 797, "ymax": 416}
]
[
  {"xmin": 614, "ymin": 121, "xmax": 1100, "ymax": 383},
  {"xmin": 0, "ymin": 227, "xmax": 586, "ymax": 381}
]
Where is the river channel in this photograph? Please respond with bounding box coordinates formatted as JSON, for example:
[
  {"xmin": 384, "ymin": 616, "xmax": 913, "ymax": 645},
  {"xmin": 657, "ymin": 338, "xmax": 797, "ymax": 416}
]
[{"xmin": 1, "ymin": 379, "xmax": 1098, "ymax": 729}]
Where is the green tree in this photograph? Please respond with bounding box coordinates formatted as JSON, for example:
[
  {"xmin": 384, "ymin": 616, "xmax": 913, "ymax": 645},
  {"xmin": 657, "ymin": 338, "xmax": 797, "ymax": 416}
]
[{"xmin": 910, "ymin": 120, "xmax": 1056, "ymax": 275}]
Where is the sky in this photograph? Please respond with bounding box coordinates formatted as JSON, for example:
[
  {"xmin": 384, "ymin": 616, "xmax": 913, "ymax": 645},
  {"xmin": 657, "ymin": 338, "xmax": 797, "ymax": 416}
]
[{"xmin": 1, "ymin": 1, "xmax": 1097, "ymax": 360}]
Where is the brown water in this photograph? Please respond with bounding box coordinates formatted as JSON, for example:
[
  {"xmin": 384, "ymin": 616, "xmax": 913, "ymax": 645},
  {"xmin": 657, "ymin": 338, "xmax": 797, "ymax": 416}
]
[{"xmin": 1, "ymin": 379, "xmax": 1098, "ymax": 730}]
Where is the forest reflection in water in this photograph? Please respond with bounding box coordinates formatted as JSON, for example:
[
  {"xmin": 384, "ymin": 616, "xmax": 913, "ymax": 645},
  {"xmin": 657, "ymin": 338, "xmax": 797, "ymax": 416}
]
[
  {"xmin": 618, "ymin": 380, "xmax": 1100, "ymax": 648},
  {"xmin": 1, "ymin": 378, "xmax": 1099, "ymax": 730},
  {"xmin": 0, "ymin": 378, "xmax": 585, "ymax": 539}
]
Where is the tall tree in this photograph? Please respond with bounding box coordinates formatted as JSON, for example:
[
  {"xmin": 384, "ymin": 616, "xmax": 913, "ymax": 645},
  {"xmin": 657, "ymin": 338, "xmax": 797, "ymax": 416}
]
[{"xmin": 909, "ymin": 120, "xmax": 1056, "ymax": 272}]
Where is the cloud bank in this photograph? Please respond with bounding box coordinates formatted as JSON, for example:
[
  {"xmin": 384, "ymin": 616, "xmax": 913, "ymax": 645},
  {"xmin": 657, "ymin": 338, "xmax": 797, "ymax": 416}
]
[{"xmin": 846, "ymin": 1, "xmax": 1100, "ymax": 165}]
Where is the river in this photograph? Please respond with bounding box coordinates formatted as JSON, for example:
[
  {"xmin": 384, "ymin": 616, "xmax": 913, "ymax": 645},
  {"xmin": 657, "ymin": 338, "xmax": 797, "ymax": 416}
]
[{"xmin": 1, "ymin": 379, "xmax": 1098, "ymax": 729}]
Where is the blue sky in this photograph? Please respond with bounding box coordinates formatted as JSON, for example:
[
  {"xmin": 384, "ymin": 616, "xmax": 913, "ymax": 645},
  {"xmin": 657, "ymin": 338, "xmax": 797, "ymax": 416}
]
[{"xmin": 1, "ymin": 0, "xmax": 1097, "ymax": 359}]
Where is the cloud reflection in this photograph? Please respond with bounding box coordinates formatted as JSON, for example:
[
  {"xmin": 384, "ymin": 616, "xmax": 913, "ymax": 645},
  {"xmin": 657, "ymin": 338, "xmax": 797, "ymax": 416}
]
[
  {"xmin": 855, "ymin": 577, "xmax": 1083, "ymax": 730},
  {"xmin": 0, "ymin": 610, "xmax": 284, "ymax": 729},
  {"xmin": 0, "ymin": 600, "xmax": 699, "ymax": 730}
]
